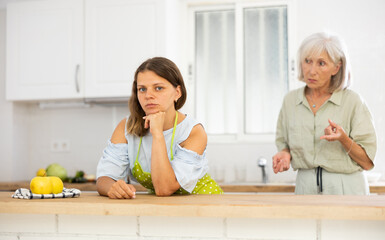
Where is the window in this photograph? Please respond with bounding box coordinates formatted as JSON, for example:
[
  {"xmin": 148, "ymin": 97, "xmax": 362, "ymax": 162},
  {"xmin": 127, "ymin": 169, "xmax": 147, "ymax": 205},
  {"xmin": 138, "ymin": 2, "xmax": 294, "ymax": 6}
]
[
  {"xmin": 189, "ymin": 1, "xmax": 295, "ymax": 142},
  {"xmin": 244, "ymin": 6, "xmax": 289, "ymax": 134},
  {"xmin": 195, "ymin": 9, "xmax": 236, "ymax": 135}
]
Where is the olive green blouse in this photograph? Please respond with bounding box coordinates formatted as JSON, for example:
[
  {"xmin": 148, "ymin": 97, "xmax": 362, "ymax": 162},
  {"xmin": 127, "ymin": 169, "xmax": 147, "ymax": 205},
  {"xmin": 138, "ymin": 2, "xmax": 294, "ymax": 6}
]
[{"xmin": 276, "ymin": 87, "xmax": 377, "ymax": 174}]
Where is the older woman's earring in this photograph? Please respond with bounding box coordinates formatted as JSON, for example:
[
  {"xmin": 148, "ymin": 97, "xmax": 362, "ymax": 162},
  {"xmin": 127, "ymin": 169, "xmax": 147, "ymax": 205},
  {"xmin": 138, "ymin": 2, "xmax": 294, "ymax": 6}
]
[{"xmin": 175, "ymin": 99, "xmax": 178, "ymax": 103}]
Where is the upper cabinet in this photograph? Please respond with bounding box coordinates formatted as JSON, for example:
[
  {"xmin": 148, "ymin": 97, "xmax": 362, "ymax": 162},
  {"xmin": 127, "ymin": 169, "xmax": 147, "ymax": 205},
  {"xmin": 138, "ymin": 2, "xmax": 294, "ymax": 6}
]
[
  {"xmin": 85, "ymin": 0, "xmax": 165, "ymax": 99},
  {"xmin": 6, "ymin": 0, "xmax": 83, "ymax": 101},
  {"xmin": 6, "ymin": 0, "xmax": 168, "ymax": 101}
]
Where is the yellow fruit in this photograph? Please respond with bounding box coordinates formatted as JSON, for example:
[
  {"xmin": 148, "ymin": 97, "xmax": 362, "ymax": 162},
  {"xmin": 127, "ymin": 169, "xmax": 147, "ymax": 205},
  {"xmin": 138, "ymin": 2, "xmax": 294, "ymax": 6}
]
[
  {"xmin": 30, "ymin": 176, "xmax": 64, "ymax": 194},
  {"xmin": 36, "ymin": 168, "xmax": 46, "ymax": 177},
  {"xmin": 48, "ymin": 176, "xmax": 64, "ymax": 194},
  {"xmin": 30, "ymin": 177, "xmax": 52, "ymax": 194}
]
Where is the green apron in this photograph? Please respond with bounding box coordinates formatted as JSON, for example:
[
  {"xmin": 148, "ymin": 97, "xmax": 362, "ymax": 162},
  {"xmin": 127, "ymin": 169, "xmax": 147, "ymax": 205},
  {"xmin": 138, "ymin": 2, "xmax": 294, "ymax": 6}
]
[{"xmin": 131, "ymin": 113, "xmax": 223, "ymax": 195}]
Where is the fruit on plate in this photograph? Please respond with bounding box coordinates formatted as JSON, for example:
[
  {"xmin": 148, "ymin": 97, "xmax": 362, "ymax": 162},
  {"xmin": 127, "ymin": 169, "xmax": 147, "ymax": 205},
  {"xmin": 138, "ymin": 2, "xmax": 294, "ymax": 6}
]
[
  {"xmin": 48, "ymin": 176, "xmax": 64, "ymax": 194},
  {"xmin": 46, "ymin": 163, "xmax": 68, "ymax": 181},
  {"xmin": 30, "ymin": 176, "xmax": 52, "ymax": 194},
  {"xmin": 36, "ymin": 168, "xmax": 46, "ymax": 177},
  {"xmin": 30, "ymin": 176, "xmax": 64, "ymax": 194}
]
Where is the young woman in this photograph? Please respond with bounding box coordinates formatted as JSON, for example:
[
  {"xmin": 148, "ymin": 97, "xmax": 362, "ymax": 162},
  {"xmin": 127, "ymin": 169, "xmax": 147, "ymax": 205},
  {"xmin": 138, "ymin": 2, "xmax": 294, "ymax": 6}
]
[{"xmin": 96, "ymin": 57, "xmax": 223, "ymax": 198}]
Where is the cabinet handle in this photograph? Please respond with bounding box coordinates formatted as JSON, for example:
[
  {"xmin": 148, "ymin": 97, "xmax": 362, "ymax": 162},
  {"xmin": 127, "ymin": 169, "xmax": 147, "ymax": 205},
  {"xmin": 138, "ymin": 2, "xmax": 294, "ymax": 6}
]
[{"xmin": 75, "ymin": 64, "xmax": 80, "ymax": 93}]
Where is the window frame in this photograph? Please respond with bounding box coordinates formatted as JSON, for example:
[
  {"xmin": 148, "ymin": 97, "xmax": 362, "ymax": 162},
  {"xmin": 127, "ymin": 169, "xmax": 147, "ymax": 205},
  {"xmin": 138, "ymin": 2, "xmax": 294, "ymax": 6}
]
[{"xmin": 186, "ymin": 0, "xmax": 298, "ymax": 143}]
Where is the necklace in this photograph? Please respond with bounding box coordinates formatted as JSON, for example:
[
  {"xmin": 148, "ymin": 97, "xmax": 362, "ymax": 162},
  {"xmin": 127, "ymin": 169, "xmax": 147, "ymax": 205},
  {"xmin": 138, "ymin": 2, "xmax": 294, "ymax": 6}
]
[
  {"xmin": 310, "ymin": 96, "xmax": 316, "ymax": 108},
  {"xmin": 309, "ymin": 94, "xmax": 316, "ymax": 108},
  {"xmin": 308, "ymin": 92, "xmax": 330, "ymax": 109}
]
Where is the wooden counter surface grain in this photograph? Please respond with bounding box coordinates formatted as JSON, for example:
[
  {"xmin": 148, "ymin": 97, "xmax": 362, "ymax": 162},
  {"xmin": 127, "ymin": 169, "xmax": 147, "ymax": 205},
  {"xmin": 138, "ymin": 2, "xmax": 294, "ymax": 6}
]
[
  {"xmin": 1, "ymin": 192, "xmax": 385, "ymax": 220},
  {"xmin": 1, "ymin": 181, "xmax": 385, "ymax": 193}
]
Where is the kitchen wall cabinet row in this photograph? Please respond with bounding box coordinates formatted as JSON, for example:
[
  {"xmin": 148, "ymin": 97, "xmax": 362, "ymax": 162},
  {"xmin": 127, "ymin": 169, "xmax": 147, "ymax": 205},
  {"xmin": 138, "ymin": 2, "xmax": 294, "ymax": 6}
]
[{"xmin": 6, "ymin": 0, "xmax": 172, "ymax": 101}]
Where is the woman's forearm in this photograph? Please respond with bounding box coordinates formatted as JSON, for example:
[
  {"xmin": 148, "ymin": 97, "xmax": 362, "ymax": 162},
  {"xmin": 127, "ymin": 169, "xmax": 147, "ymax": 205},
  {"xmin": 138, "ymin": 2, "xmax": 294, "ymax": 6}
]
[
  {"xmin": 151, "ymin": 134, "xmax": 180, "ymax": 196},
  {"xmin": 340, "ymin": 134, "xmax": 374, "ymax": 170},
  {"xmin": 96, "ymin": 176, "xmax": 116, "ymax": 196}
]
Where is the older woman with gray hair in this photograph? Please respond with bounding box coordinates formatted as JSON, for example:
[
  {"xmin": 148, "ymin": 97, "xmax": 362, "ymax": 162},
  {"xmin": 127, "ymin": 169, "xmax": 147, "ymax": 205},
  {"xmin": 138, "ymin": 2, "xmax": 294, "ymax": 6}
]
[{"xmin": 272, "ymin": 32, "xmax": 377, "ymax": 195}]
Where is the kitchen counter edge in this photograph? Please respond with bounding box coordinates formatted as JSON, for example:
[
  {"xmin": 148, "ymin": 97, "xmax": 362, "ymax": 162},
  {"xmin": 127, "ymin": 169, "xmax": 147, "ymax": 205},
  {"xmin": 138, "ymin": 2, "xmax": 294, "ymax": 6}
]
[{"xmin": 1, "ymin": 192, "xmax": 385, "ymax": 220}]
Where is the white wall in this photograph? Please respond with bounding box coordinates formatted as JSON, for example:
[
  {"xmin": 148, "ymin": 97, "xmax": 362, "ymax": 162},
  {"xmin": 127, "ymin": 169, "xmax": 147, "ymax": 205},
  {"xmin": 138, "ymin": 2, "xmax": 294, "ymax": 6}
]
[
  {"xmin": 0, "ymin": 0, "xmax": 384, "ymax": 183},
  {"xmin": 0, "ymin": 9, "xmax": 28, "ymax": 181},
  {"xmin": 26, "ymin": 104, "xmax": 128, "ymax": 178},
  {"xmin": 0, "ymin": 9, "xmax": 13, "ymax": 181}
]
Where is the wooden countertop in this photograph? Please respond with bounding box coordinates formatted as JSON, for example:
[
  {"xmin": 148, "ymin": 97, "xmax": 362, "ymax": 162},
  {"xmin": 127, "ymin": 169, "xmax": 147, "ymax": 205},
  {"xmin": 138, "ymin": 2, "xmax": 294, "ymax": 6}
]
[
  {"xmin": 0, "ymin": 181, "xmax": 296, "ymax": 192},
  {"xmin": 1, "ymin": 192, "xmax": 385, "ymax": 220},
  {"xmin": 1, "ymin": 181, "xmax": 385, "ymax": 193}
]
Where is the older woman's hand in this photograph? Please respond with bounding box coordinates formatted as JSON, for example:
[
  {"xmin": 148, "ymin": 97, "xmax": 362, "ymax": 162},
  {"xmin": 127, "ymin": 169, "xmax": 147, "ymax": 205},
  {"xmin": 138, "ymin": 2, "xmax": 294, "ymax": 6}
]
[
  {"xmin": 320, "ymin": 119, "xmax": 346, "ymax": 141},
  {"xmin": 272, "ymin": 150, "xmax": 291, "ymax": 173}
]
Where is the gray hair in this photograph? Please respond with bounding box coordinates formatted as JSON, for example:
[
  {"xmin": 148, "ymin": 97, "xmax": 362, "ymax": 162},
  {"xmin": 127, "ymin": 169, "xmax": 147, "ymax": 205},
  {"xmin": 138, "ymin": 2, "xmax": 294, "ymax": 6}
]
[{"xmin": 297, "ymin": 32, "xmax": 351, "ymax": 92}]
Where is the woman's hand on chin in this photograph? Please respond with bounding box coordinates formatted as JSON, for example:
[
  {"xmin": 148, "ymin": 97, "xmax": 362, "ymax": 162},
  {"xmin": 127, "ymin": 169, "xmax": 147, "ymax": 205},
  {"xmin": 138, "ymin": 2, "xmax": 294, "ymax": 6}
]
[{"xmin": 143, "ymin": 111, "xmax": 165, "ymax": 136}]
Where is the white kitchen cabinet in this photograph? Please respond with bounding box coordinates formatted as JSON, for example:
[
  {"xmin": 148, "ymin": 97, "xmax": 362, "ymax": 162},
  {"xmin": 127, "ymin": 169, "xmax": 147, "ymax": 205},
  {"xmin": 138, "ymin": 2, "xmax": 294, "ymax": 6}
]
[
  {"xmin": 6, "ymin": 0, "xmax": 84, "ymax": 101},
  {"xmin": 85, "ymin": 0, "xmax": 165, "ymax": 98},
  {"xmin": 6, "ymin": 0, "xmax": 168, "ymax": 101}
]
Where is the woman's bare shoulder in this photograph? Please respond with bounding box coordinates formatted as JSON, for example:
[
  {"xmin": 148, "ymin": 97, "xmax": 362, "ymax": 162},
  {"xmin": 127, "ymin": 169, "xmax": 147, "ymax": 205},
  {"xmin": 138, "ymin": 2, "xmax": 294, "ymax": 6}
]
[
  {"xmin": 179, "ymin": 124, "xmax": 207, "ymax": 155},
  {"xmin": 110, "ymin": 118, "xmax": 128, "ymax": 144}
]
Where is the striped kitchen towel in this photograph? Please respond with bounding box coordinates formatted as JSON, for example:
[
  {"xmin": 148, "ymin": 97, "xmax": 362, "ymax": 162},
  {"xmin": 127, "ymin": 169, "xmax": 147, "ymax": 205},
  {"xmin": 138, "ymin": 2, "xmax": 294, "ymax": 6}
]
[{"xmin": 12, "ymin": 188, "xmax": 81, "ymax": 199}]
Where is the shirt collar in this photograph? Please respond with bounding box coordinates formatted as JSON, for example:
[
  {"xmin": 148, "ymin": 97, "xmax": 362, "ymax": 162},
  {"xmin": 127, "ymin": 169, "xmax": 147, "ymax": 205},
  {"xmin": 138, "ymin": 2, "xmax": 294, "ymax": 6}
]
[
  {"xmin": 295, "ymin": 86, "xmax": 343, "ymax": 106},
  {"xmin": 329, "ymin": 89, "xmax": 343, "ymax": 106}
]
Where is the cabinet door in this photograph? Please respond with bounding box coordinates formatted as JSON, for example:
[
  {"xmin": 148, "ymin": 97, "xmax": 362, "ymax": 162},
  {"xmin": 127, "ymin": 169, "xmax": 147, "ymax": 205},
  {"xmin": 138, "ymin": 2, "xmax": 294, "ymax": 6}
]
[
  {"xmin": 85, "ymin": 0, "xmax": 165, "ymax": 99},
  {"xmin": 6, "ymin": 0, "xmax": 83, "ymax": 101}
]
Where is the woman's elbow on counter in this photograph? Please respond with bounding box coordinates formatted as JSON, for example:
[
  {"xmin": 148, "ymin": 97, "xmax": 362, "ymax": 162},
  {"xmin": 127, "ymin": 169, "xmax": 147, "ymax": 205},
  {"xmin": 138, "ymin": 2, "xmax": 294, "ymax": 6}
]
[
  {"xmin": 153, "ymin": 179, "xmax": 181, "ymax": 196},
  {"xmin": 96, "ymin": 181, "xmax": 106, "ymax": 196},
  {"xmin": 154, "ymin": 188, "xmax": 174, "ymax": 197},
  {"xmin": 96, "ymin": 177, "xmax": 113, "ymax": 197}
]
